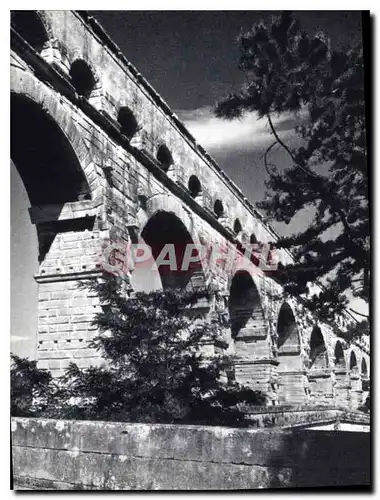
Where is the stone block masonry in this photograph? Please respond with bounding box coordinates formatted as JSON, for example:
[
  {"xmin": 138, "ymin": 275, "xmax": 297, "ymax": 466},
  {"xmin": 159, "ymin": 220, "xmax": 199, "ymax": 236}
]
[
  {"xmin": 10, "ymin": 10, "xmax": 370, "ymax": 407},
  {"xmin": 11, "ymin": 417, "xmax": 370, "ymax": 490}
]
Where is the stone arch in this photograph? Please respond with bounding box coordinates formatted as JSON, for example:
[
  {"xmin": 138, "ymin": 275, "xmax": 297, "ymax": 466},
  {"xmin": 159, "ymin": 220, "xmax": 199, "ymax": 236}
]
[
  {"xmin": 156, "ymin": 144, "xmax": 174, "ymax": 172},
  {"xmin": 11, "ymin": 10, "xmax": 49, "ymax": 53},
  {"xmin": 276, "ymin": 302, "xmax": 305, "ymax": 404},
  {"xmin": 11, "ymin": 93, "xmax": 91, "ymax": 206},
  {"xmin": 361, "ymin": 357, "xmax": 368, "ymax": 377},
  {"xmin": 117, "ymin": 105, "xmax": 139, "ymax": 139},
  {"xmin": 188, "ymin": 175, "xmax": 202, "ymax": 199},
  {"xmin": 309, "ymin": 326, "xmax": 329, "ymax": 369},
  {"xmin": 277, "ymin": 302, "xmax": 301, "ymax": 352},
  {"xmin": 10, "ymin": 66, "xmax": 98, "ymax": 191},
  {"xmin": 308, "ymin": 326, "xmax": 333, "ymax": 403},
  {"xmin": 132, "ymin": 194, "xmax": 208, "ymax": 294},
  {"xmin": 228, "ymin": 270, "xmax": 264, "ymax": 340},
  {"xmin": 69, "ymin": 59, "xmax": 97, "ymax": 99},
  {"xmin": 349, "ymin": 351, "xmax": 358, "ymax": 372},
  {"xmin": 334, "ymin": 341, "xmax": 346, "ymax": 370},
  {"xmin": 228, "ymin": 270, "xmax": 275, "ymax": 395}
]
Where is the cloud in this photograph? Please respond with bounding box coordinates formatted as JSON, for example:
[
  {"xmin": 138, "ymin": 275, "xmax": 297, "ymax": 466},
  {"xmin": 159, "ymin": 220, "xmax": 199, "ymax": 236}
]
[
  {"xmin": 11, "ymin": 335, "xmax": 29, "ymax": 342},
  {"xmin": 176, "ymin": 106, "xmax": 307, "ymax": 154}
]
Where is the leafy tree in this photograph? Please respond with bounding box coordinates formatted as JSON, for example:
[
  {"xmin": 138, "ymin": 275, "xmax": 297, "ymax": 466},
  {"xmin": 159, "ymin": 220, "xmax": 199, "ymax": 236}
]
[
  {"xmin": 11, "ymin": 277, "xmax": 265, "ymax": 426},
  {"xmin": 215, "ymin": 12, "xmax": 369, "ymax": 337}
]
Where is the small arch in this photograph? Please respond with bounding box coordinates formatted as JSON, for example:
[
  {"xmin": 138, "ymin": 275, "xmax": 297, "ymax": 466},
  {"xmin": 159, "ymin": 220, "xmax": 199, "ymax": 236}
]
[
  {"xmin": 117, "ymin": 106, "xmax": 139, "ymax": 139},
  {"xmin": 69, "ymin": 59, "xmax": 96, "ymax": 98},
  {"xmin": 11, "ymin": 11, "xmax": 48, "ymax": 53},
  {"xmin": 188, "ymin": 175, "xmax": 202, "ymax": 198},
  {"xmin": 334, "ymin": 341, "xmax": 346, "ymax": 370},
  {"xmin": 349, "ymin": 351, "xmax": 358, "ymax": 371},
  {"xmin": 214, "ymin": 199, "xmax": 224, "ymax": 219},
  {"xmin": 156, "ymin": 144, "xmax": 173, "ymax": 171},
  {"xmin": 309, "ymin": 326, "xmax": 328, "ymax": 369},
  {"xmin": 233, "ymin": 218, "xmax": 243, "ymax": 235}
]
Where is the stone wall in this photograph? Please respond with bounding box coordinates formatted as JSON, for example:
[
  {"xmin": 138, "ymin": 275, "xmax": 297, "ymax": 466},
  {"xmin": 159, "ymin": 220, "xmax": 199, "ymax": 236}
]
[{"xmin": 12, "ymin": 417, "xmax": 370, "ymax": 490}]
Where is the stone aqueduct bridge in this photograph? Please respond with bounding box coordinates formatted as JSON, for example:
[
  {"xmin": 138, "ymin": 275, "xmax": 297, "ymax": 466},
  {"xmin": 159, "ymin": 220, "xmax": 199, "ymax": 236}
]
[{"xmin": 11, "ymin": 10, "xmax": 369, "ymax": 408}]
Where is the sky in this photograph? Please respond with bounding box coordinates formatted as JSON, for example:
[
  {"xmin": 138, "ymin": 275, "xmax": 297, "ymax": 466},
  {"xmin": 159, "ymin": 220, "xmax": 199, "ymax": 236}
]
[{"xmin": 11, "ymin": 11, "xmax": 365, "ymax": 358}]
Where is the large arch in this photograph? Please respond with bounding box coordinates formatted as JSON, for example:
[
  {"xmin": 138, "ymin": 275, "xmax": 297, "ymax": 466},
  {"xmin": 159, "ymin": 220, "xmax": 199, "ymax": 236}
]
[
  {"xmin": 334, "ymin": 341, "xmax": 346, "ymax": 370},
  {"xmin": 10, "ymin": 66, "xmax": 95, "ymax": 183},
  {"xmin": 227, "ymin": 271, "xmax": 274, "ymax": 396},
  {"xmin": 11, "ymin": 93, "xmax": 91, "ymax": 205},
  {"xmin": 309, "ymin": 326, "xmax": 329, "ymax": 370},
  {"xmin": 350, "ymin": 351, "xmax": 358, "ymax": 372},
  {"xmin": 276, "ymin": 303, "xmax": 305, "ymax": 404},
  {"xmin": 308, "ymin": 326, "xmax": 333, "ymax": 403},
  {"xmin": 10, "ymin": 71, "xmax": 100, "ymax": 375},
  {"xmin": 131, "ymin": 210, "xmax": 207, "ymax": 295}
]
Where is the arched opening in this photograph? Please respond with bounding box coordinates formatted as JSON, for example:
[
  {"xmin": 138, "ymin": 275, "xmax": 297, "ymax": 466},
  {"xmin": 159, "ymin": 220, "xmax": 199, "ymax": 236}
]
[
  {"xmin": 233, "ymin": 218, "xmax": 242, "ymax": 235},
  {"xmin": 250, "ymin": 233, "xmax": 258, "ymax": 244},
  {"xmin": 117, "ymin": 106, "xmax": 138, "ymax": 139},
  {"xmin": 69, "ymin": 60, "xmax": 96, "ymax": 99},
  {"xmin": 11, "ymin": 93, "xmax": 91, "ymax": 361},
  {"xmin": 133, "ymin": 211, "xmax": 205, "ymax": 293},
  {"xmin": 11, "ymin": 93, "xmax": 91, "ymax": 206},
  {"xmin": 276, "ymin": 303, "xmax": 304, "ymax": 404},
  {"xmin": 229, "ymin": 271, "xmax": 264, "ymax": 339},
  {"xmin": 334, "ymin": 341, "xmax": 346, "ymax": 370},
  {"xmin": 308, "ymin": 326, "xmax": 332, "ymax": 403},
  {"xmin": 277, "ymin": 303, "xmax": 300, "ymax": 351},
  {"xmin": 11, "ymin": 11, "xmax": 48, "ymax": 53},
  {"xmin": 188, "ymin": 175, "xmax": 202, "ymax": 198},
  {"xmin": 349, "ymin": 351, "xmax": 358, "ymax": 372},
  {"xmin": 309, "ymin": 326, "xmax": 328, "ymax": 369},
  {"xmin": 156, "ymin": 145, "xmax": 173, "ymax": 172},
  {"xmin": 361, "ymin": 358, "xmax": 368, "ymax": 377},
  {"xmin": 214, "ymin": 199, "xmax": 224, "ymax": 219},
  {"xmin": 228, "ymin": 271, "xmax": 270, "ymax": 393}
]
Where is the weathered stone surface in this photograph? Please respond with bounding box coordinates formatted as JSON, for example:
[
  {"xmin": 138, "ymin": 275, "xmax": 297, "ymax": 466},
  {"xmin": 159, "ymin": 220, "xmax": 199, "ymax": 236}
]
[
  {"xmin": 10, "ymin": 10, "xmax": 369, "ymax": 407},
  {"xmin": 11, "ymin": 417, "xmax": 370, "ymax": 490}
]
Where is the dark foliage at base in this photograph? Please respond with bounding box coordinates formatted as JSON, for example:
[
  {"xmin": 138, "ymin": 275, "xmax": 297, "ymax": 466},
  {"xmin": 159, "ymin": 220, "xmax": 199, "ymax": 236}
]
[{"xmin": 11, "ymin": 276, "xmax": 265, "ymax": 426}]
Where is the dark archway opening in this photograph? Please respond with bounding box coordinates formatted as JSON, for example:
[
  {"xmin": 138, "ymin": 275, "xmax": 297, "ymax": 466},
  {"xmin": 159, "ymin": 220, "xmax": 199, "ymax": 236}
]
[
  {"xmin": 361, "ymin": 358, "xmax": 368, "ymax": 377},
  {"xmin": 140, "ymin": 211, "xmax": 204, "ymax": 292},
  {"xmin": 117, "ymin": 106, "xmax": 138, "ymax": 139},
  {"xmin": 188, "ymin": 175, "xmax": 202, "ymax": 198},
  {"xmin": 309, "ymin": 326, "xmax": 328, "ymax": 369},
  {"xmin": 11, "ymin": 93, "xmax": 91, "ymax": 206},
  {"xmin": 11, "ymin": 11, "xmax": 48, "ymax": 53},
  {"xmin": 334, "ymin": 342, "xmax": 346, "ymax": 370},
  {"xmin": 156, "ymin": 145, "xmax": 173, "ymax": 172},
  {"xmin": 277, "ymin": 303, "xmax": 300, "ymax": 352},
  {"xmin": 214, "ymin": 199, "xmax": 224, "ymax": 219},
  {"xmin": 69, "ymin": 60, "xmax": 96, "ymax": 99},
  {"xmin": 228, "ymin": 271, "xmax": 263, "ymax": 339},
  {"xmin": 350, "ymin": 351, "xmax": 358, "ymax": 372}
]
